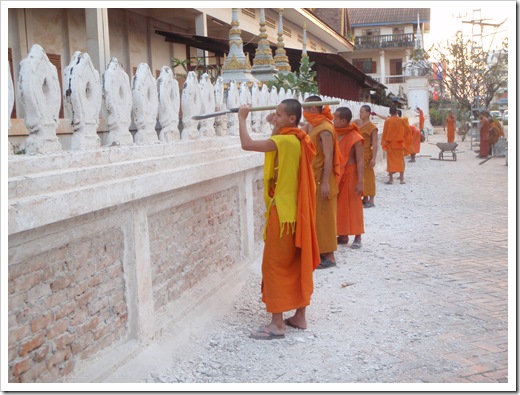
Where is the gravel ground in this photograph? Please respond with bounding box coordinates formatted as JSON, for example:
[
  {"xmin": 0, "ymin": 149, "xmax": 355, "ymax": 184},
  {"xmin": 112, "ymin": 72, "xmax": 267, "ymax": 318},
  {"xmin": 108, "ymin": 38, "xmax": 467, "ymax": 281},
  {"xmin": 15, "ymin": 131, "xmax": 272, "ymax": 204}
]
[{"xmin": 101, "ymin": 129, "xmax": 509, "ymax": 390}]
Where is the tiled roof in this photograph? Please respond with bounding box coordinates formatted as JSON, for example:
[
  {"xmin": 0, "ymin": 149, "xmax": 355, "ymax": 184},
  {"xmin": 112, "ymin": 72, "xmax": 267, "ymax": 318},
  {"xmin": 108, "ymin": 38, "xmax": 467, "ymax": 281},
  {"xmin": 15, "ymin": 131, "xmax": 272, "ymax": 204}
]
[{"xmin": 348, "ymin": 8, "xmax": 430, "ymax": 26}]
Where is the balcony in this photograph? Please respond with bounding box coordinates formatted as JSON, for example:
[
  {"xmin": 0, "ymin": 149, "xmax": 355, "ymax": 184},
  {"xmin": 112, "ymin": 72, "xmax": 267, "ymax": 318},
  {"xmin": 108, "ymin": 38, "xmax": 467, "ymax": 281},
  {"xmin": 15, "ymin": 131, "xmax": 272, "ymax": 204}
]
[{"xmin": 355, "ymin": 33, "xmax": 416, "ymax": 50}]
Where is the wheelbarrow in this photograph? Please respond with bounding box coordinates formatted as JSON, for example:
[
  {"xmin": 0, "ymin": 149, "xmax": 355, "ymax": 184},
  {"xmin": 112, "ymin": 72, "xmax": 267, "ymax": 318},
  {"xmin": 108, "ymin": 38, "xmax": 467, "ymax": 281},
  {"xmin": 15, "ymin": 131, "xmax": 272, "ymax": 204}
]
[{"xmin": 435, "ymin": 142, "xmax": 458, "ymax": 161}]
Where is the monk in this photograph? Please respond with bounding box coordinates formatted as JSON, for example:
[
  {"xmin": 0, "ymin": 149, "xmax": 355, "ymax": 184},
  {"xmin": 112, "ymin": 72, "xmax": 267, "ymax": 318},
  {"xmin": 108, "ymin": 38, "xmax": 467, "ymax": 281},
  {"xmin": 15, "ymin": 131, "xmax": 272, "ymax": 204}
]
[
  {"xmin": 478, "ymin": 110, "xmax": 491, "ymax": 158},
  {"xmin": 444, "ymin": 110, "xmax": 456, "ymax": 143},
  {"xmin": 416, "ymin": 107, "xmax": 425, "ymax": 133},
  {"xmin": 334, "ymin": 107, "xmax": 365, "ymax": 249},
  {"xmin": 403, "ymin": 116, "xmax": 421, "ymax": 163},
  {"xmin": 303, "ymin": 96, "xmax": 343, "ymax": 269},
  {"xmin": 381, "ymin": 106, "xmax": 411, "ymax": 184},
  {"xmin": 354, "ymin": 105, "xmax": 378, "ymax": 208},
  {"xmin": 238, "ymin": 99, "xmax": 320, "ymax": 339}
]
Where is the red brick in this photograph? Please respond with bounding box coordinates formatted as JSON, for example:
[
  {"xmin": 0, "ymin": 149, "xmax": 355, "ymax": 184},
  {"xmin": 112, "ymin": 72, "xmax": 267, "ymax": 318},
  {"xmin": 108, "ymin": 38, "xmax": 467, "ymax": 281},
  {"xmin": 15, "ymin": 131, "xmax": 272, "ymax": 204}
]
[
  {"xmin": 44, "ymin": 290, "xmax": 68, "ymax": 310},
  {"xmin": 59, "ymin": 359, "xmax": 75, "ymax": 377},
  {"xmin": 47, "ymin": 348, "xmax": 71, "ymax": 368},
  {"xmin": 20, "ymin": 332, "xmax": 46, "ymax": 357},
  {"xmin": 50, "ymin": 275, "xmax": 74, "ymax": 292},
  {"xmin": 32, "ymin": 344, "xmax": 49, "ymax": 363},
  {"xmin": 46, "ymin": 319, "xmax": 69, "ymax": 340},
  {"xmin": 12, "ymin": 357, "xmax": 31, "ymax": 376},
  {"xmin": 54, "ymin": 301, "xmax": 76, "ymax": 321},
  {"xmin": 31, "ymin": 313, "xmax": 53, "ymax": 333},
  {"xmin": 55, "ymin": 332, "xmax": 74, "ymax": 351},
  {"xmin": 8, "ymin": 324, "xmax": 30, "ymax": 345},
  {"xmin": 70, "ymin": 308, "xmax": 88, "ymax": 327}
]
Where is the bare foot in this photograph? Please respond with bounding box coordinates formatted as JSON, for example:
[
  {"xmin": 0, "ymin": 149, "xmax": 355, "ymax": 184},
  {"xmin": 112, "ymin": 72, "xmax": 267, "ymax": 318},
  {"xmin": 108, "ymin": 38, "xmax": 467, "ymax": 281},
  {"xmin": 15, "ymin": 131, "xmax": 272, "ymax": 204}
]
[
  {"xmin": 285, "ymin": 317, "xmax": 307, "ymax": 330},
  {"xmin": 385, "ymin": 180, "xmax": 393, "ymax": 185}
]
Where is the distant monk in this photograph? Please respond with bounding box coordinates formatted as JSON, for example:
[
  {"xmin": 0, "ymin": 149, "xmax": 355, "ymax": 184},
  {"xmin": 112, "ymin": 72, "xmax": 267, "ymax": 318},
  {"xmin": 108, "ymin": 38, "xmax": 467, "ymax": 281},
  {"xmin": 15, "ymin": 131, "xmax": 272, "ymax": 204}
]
[
  {"xmin": 403, "ymin": 116, "xmax": 421, "ymax": 163},
  {"xmin": 354, "ymin": 105, "xmax": 378, "ymax": 208},
  {"xmin": 478, "ymin": 110, "xmax": 491, "ymax": 158},
  {"xmin": 444, "ymin": 110, "xmax": 456, "ymax": 143},
  {"xmin": 415, "ymin": 107, "xmax": 425, "ymax": 133},
  {"xmin": 334, "ymin": 107, "xmax": 365, "ymax": 249},
  {"xmin": 381, "ymin": 106, "xmax": 411, "ymax": 184}
]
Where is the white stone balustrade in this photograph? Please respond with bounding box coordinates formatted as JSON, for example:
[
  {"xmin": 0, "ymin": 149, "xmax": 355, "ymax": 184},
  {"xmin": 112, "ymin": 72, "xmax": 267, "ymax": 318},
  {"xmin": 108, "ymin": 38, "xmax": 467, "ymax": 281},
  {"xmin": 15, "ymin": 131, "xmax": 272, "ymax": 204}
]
[
  {"xmin": 8, "ymin": 65, "xmax": 15, "ymax": 155},
  {"xmin": 18, "ymin": 44, "xmax": 63, "ymax": 154},
  {"xmin": 64, "ymin": 51, "xmax": 102, "ymax": 150},
  {"xmin": 157, "ymin": 66, "xmax": 180, "ymax": 141},
  {"xmin": 132, "ymin": 63, "xmax": 159, "ymax": 145},
  {"xmin": 8, "ymin": 44, "xmax": 389, "ymax": 155},
  {"xmin": 103, "ymin": 58, "xmax": 134, "ymax": 147}
]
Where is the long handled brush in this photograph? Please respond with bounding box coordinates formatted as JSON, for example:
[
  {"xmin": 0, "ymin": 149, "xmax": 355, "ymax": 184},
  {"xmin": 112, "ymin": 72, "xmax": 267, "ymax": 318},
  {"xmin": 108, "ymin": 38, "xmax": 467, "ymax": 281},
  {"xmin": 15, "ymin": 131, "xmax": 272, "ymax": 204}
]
[{"xmin": 191, "ymin": 100, "xmax": 340, "ymax": 120}]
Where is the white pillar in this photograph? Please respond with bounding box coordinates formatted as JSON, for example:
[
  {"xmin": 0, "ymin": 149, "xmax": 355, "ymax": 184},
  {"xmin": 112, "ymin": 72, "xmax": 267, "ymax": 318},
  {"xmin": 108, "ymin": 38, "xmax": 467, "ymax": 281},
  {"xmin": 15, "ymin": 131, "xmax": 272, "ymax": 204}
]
[
  {"xmin": 195, "ymin": 13, "xmax": 207, "ymax": 61},
  {"xmin": 379, "ymin": 50, "xmax": 386, "ymax": 85},
  {"xmin": 85, "ymin": 8, "xmax": 111, "ymax": 73}
]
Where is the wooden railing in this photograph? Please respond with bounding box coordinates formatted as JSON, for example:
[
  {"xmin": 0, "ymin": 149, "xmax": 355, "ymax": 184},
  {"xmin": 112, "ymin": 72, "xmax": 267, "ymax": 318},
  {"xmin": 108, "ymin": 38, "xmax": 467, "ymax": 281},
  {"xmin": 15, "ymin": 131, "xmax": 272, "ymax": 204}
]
[{"xmin": 355, "ymin": 33, "xmax": 415, "ymax": 50}]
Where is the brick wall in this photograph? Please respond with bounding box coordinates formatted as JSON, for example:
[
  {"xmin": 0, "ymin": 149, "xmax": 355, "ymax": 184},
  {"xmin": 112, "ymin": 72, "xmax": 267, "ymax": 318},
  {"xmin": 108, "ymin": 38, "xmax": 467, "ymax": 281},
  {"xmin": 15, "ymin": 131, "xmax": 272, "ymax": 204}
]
[
  {"xmin": 8, "ymin": 229, "xmax": 127, "ymax": 383},
  {"xmin": 149, "ymin": 186, "xmax": 241, "ymax": 310}
]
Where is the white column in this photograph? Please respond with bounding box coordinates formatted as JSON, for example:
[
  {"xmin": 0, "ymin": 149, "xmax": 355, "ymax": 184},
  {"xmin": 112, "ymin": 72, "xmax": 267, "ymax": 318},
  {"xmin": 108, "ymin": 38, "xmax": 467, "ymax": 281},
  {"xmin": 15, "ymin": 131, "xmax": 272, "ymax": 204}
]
[
  {"xmin": 379, "ymin": 50, "xmax": 386, "ymax": 85},
  {"xmin": 195, "ymin": 13, "xmax": 207, "ymax": 61},
  {"xmin": 85, "ymin": 8, "xmax": 111, "ymax": 73}
]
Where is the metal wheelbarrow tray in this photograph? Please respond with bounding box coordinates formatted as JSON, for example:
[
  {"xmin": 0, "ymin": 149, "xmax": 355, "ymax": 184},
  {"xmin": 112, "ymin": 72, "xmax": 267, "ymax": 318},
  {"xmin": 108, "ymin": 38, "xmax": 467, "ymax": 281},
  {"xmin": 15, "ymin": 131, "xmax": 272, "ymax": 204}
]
[{"xmin": 433, "ymin": 142, "xmax": 458, "ymax": 161}]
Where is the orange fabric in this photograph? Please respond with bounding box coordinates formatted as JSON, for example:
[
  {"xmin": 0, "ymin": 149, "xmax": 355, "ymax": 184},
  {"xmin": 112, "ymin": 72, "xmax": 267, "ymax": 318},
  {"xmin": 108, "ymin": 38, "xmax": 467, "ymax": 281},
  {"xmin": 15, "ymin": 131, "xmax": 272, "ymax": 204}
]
[
  {"xmin": 308, "ymin": 121, "xmax": 339, "ymax": 254},
  {"xmin": 359, "ymin": 122, "xmax": 377, "ymax": 197},
  {"xmin": 479, "ymin": 117, "xmax": 490, "ymax": 156},
  {"xmin": 304, "ymin": 106, "xmax": 343, "ymax": 182},
  {"xmin": 410, "ymin": 125, "xmax": 422, "ymax": 154},
  {"xmin": 381, "ymin": 116, "xmax": 410, "ymax": 151},
  {"xmin": 277, "ymin": 127, "xmax": 321, "ymax": 271},
  {"xmin": 418, "ymin": 109, "xmax": 425, "ymax": 130},
  {"xmin": 386, "ymin": 148, "xmax": 405, "ymax": 172},
  {"xmin": 446, "ymin": 114, "xmax": 456, "ymax": 143},
  {"xmin": 262, "ymin": 206, "xmax": 310, "ymax": 313},
  {"xmin": 337, "ymin": 163, "xmax": 365, "ymax": 236},
  {"xmin": 336, "ymin": 125, "xmax": 364, "ymax": 236}
]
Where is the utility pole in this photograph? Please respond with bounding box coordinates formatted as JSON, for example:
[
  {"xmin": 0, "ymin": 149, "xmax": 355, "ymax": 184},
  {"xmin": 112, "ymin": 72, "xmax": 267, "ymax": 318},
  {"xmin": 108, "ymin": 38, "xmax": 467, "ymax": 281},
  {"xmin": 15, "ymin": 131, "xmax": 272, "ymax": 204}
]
[{"xmin": 462, "ymin": 9, "xmax": 504, "ymax": 149}]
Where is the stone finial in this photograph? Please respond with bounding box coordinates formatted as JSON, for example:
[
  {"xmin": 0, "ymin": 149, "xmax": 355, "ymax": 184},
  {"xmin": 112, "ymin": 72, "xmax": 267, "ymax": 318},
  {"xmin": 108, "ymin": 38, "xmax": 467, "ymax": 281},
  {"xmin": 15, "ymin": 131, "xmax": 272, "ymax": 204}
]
[
  {"xmin": 8, "ymin": 64, "xmax": 15, "ymax": 154},
  {"xmin": 18, "ymin": 44, "xmax": 63, "ymax": 154},
  {"xmin": 274, "ymin": 8, "xmax": 291, "ymax": 73},
  {"xmin": 222, "ymin": 8, "xmax": 260, "ymax": 86},
  {"xmin": 64, "ymin": 51, "xmax": 102, "ymax": 150},
  {"xmin": 214, "ymin": 76, "xmax": 228, "ymax": 136},
  {"xmin": 198, "ymin": 73, "xmax": 216, "ymax": 138},
  {"xmin": 181, "ymin": 71, "xmax": 202, "ymax": 140},
  {"xmin": 132, "ymin": 63, "xmax": 159, "ymax": 145},
  {"xmin": 226, "ymin": 81, "xmax": 240, "ymax": 136},
  {"xmin": 251, "ymin": 8, "xmax": 278, "ymax": 82},
  {"xmin": 157, "ymin": 66, "xmax": 180, "ymax": 141},
  {"xmin": 102, "ymin": 58, "xmax": 134, "ymax": 146}
]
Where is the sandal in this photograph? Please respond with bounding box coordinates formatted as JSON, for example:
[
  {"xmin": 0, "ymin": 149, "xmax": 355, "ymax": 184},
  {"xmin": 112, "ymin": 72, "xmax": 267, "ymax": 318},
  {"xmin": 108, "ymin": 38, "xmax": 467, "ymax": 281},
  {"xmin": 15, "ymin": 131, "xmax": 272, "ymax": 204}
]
[
  {"xmin": 337, "ymin": 236, "xmax": 349, "ymax": 244},
  {"xmin": 351, "ymin": 239, "xmax": 362, "ymax": 249}
]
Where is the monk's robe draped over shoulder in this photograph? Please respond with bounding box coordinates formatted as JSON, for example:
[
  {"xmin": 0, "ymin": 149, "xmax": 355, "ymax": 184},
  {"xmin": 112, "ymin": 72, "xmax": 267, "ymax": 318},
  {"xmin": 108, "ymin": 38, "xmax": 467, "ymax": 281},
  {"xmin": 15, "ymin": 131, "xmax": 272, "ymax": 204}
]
[
  {"xmin": 261, "ymin": 127, "xmax": 320, "ymax": 313},
  {"xmin": 479, "ymin": 117, "xmax": 490, "ymax": 157},
  {"xmin": 446, "ymin": 114, "xmax": 456, "ymax": 143},
  {"xmin": 410, "ymin": 125, "xmax": 422, "ymax": 154},
  {"xmin": 305, "ymin": 106, "xmax": 342, "ymax": 254},
  {"xmin": 360, "ymin": 121, "xmax": 377, "ymax": 197},
  {"xmin": 336, "ymin": 124, "xmax": 365, "ymax": 236}
]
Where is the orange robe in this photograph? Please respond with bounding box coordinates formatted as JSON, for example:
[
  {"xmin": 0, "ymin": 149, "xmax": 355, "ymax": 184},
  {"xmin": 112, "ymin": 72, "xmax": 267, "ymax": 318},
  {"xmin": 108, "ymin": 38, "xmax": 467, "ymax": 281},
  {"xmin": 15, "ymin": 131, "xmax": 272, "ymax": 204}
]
[
  {"xmin": 306, "ymin": 110, "xmax": 342, "ymax": 255},
  {"xmin": 261, "ymin": 128, "xmax": 320, "ymax": 313},
  {"xmin": 418, "ymin": 109, "xmax": 425, "ymax": 130},
  {"xmin": 381, "ymin": 116, "xmax": 411, "ymax": 173},
  {"xmin": 479, "ymin": 117, "xmax": 490, "ymax": 157},
  {"xmin": 360, "ymin": 121, "xmax": 377, "ymax": 197},
  {"xmin": 410, "ymin": 125, "xmax": 421, "ymax": 154},
  {"xmin": 336, "ymin": 124, "xmax": 365, "ymax": 236},
  {"xmin": 446, "ymin": 114, "xmax": 456, "ymax": 143}
]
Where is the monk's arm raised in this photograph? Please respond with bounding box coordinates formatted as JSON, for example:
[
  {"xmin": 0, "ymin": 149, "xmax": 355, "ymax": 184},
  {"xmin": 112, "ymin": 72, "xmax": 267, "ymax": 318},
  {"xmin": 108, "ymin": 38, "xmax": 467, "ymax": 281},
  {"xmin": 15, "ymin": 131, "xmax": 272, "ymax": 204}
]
[{"xmin": 238, "ymin": 106, "xmax": 277, "ymax": 152}]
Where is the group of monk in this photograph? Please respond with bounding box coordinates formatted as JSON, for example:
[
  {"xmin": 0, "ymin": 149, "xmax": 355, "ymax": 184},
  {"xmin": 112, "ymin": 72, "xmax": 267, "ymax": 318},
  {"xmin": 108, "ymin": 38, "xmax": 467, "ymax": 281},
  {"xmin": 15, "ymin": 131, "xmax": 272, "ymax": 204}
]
[{"xmin": 236, "ymin": 97, "xmax": 387, "ymax": 340}]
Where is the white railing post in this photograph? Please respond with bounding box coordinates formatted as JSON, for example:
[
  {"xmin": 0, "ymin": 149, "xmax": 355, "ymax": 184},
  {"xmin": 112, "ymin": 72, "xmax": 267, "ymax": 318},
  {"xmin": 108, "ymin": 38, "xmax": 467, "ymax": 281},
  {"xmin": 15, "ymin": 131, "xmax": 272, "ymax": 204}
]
[
  {"xmin": 226, "ymin": 81, "xmax": 239, "ymax": 136},
  {"xmin": 181, "ymin": 71, "xmax": 201, "ymax": 140},
  {"xmin": 132, "ymin": 63, "xmax": 159, "ymax": 145},
  {"xmin": 18, "ymin": 44, "xmax": 62, "ymax": 154},
  {"xmin": 198, "ymin": 73, "xmax": 216, "ymax": 138},
  {"xmin": 64, "ymin": 51, "xmax": 102, "ymax": 150},
  {"xmin": 214, "ymin": 76, "xmax": 228, "ymax": 137},
  {"xmin": 157, "ymin": 66, "xmax": 180, "ymax": 141}
]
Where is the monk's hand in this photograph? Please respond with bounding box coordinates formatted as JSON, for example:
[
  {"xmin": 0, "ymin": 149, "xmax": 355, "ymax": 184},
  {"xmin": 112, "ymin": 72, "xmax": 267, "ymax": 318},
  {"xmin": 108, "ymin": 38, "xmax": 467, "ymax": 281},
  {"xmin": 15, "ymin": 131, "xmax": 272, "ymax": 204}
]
[
  {"xmin": 266, "ymin": 112, "xmax": 276, "ymax": 125},
  {"xmin": 238, "ymin": 105, "xmax": 251, "ymax": 120},
  {"xmin": 320, "ymin": 182, "xmax": 331, "ymax": 199},
  {"xmin": 355, "ymin": 182, "xmax": 363, "ymax": 195},
  {"xmin": 370, "ymin": 158, "xmax": 376, "ymax": 168}
]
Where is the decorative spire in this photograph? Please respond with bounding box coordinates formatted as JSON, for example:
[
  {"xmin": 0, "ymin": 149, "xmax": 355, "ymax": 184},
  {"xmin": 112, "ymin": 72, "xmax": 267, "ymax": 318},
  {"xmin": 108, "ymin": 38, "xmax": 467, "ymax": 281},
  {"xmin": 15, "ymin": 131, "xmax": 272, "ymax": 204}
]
[
  {"xmin": 302, "ymin": 22, "xmax": 308, "ymax": 58},
  {"xmin": 251, "ymin": 8, "xmax": 278, "ymax": 82},
  {"xmin": 222, "ymin": 8, "xmax": 260, "ymax": 86},
  {"xmin": 273, "ymin": 8, "xmax": 291, "ymax": 73},
  {"xmin": 415, "ymin": 13, "xmax": 423, "ymax": 49}
]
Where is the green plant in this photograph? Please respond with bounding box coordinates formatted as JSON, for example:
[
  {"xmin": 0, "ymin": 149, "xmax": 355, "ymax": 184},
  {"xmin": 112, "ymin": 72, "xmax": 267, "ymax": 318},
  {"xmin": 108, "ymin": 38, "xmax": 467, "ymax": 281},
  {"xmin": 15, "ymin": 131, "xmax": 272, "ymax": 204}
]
[{"xmin": 267, "ymin": 56, "xmax": 319, "ymax": 96}]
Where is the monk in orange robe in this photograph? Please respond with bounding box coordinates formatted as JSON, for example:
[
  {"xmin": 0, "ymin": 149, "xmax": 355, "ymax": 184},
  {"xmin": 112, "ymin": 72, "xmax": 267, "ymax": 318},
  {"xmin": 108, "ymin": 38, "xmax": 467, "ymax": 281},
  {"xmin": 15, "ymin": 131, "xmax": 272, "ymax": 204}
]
[
  {"xmin": 303, "ymin": 96, "xmax": 343, "ymax": 269},
  {"xmin": 444, "ymin": 110, "xmax": 456, "ymax": 143},
  {"xmin": 403, "ymin": 117, "xmax": 421, "ymax": 162},
  {"xmin": 354, "ymin": 104, "xmax": 378, "ymax": 208},
  {"xmin": 334, "ymin": 107, "xmax": 364, "ymax": 249},
  {"xmin": 238, "ymin": 99, "xmax": 320, "ymax": 339},
  {"xmin": 381, "ymin": 106, "xmax": 411, "ymax": 184},
  {"xmin": 416, "ymin": 107, "xmax": 425, "ymax": 132},
  {"xmin": 478, "ymin": 110, "xmax": 491, "ymax": 158}
]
